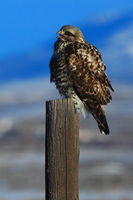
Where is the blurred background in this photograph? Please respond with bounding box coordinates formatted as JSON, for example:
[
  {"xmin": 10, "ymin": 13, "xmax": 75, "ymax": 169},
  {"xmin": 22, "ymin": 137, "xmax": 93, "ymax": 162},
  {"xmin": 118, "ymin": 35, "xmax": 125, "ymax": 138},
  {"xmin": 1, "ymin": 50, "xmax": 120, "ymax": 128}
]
[{"xmin": 0, "ymin": 0, "xmax": 133, "ymax": 199}]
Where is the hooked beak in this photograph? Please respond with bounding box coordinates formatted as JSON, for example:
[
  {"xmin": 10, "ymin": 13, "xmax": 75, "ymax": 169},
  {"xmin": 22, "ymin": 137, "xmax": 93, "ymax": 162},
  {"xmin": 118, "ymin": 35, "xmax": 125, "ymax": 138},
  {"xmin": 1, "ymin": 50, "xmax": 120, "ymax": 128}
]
[{"xmin": 56, "ymin": 30, "xmax": 64, "ymax": 36}]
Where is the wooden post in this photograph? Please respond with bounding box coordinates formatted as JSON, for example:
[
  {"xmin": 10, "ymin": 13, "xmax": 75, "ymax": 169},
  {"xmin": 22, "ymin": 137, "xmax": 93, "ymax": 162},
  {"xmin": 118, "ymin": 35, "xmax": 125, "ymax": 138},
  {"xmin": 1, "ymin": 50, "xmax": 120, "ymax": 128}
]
[{"xmin": 45, "ymin": 98, "xmax": 79, "ymax": 200}]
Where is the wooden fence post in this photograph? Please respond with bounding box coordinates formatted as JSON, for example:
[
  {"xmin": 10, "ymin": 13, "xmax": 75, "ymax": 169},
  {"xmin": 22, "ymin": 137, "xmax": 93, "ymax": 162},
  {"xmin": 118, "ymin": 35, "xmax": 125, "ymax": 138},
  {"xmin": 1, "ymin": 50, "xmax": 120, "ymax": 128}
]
[{"xmin": 45, "ymin": 98, "xmax": 80, "ymax": 200}]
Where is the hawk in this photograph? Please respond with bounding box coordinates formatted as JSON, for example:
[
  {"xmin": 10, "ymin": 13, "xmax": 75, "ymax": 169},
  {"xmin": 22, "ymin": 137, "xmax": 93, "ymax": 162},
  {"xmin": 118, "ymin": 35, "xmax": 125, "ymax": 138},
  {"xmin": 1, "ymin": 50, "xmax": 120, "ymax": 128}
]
[{"xmin": 50, "ymin": 25, "xmax": 114, "ymax": 135}]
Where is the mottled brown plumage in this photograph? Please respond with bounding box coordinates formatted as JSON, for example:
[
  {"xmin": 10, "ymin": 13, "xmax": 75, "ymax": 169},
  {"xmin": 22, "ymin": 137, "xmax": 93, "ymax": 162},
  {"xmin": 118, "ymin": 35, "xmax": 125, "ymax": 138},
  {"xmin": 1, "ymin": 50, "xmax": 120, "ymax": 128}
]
[{"xmin": 50, "ymin": 25, "xmax": 114, "ymax": 135}]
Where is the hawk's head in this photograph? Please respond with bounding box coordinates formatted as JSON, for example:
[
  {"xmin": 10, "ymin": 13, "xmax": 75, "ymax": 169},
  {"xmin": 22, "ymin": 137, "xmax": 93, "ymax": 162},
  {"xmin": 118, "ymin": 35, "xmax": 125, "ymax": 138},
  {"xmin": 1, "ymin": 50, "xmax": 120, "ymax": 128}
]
[{"xmin": 57, "ymin": 25, "xmax": 84, "ymax": 42}]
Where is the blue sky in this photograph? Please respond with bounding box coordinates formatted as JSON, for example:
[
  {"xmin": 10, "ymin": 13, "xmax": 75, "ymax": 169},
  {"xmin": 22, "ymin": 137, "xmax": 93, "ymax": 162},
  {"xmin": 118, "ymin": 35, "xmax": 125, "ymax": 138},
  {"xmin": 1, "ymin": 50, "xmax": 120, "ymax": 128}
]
[{"xmin": 0, "ymin": 0, "xmax": 133, "ymax": 59}]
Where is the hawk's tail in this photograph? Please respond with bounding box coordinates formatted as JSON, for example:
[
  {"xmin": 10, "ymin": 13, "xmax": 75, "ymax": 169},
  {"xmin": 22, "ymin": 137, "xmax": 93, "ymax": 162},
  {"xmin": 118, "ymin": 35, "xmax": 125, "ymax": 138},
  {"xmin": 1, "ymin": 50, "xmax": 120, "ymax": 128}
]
[{"xmin": 88, "ymin": 104, "xmax": 109, "ymax": 135}]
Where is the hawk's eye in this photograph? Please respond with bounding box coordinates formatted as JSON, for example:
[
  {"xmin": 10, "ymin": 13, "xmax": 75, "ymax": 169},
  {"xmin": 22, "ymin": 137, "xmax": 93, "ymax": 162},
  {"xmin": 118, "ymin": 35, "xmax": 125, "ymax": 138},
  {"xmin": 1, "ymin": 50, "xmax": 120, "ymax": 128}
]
[{"xmin": 65, "ymin": 31, "xmax": 74, "ymax": 37}]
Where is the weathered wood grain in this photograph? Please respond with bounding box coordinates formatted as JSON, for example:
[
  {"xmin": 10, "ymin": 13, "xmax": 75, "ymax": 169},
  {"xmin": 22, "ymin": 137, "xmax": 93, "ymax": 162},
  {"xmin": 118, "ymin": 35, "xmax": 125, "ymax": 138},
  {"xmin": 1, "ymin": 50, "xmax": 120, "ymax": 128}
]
[{"xmin": 45, "ymin": 98, "xmax": 79, "ymax": 200}]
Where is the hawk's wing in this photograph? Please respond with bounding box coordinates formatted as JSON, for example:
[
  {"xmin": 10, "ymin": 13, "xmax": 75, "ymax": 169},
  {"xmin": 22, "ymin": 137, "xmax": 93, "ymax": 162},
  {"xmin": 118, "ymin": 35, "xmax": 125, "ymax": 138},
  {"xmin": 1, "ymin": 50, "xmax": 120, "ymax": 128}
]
[{"xmin": 64, "ymin": 42, "xmax": 114, "ymax": 105}]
